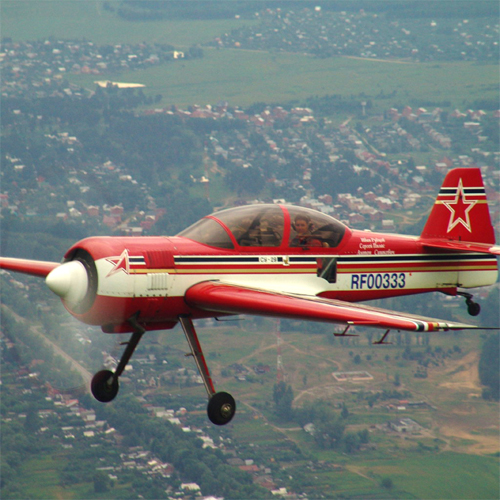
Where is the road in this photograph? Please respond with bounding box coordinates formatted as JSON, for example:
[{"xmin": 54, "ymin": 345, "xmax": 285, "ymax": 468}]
[{"xmin": 2, "ymin": 304, "xmax": 92, "ymax": 387}]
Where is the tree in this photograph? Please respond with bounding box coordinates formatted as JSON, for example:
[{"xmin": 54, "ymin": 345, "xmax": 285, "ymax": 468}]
[
  {"xmin": 314, "ymin": 414, "xmax": 345, "ymax": 450},
  {"xmin": 225, "ymin": 164, "xmax": 265, "ymax": 197},
  {"xmin": 341, "ymin": 403, "xmax": 349, "ymax": 419},
  {"xmin": 343, "ymin": 432, "xmax": 360, "ymax": 453},
  {"xmin": 93, "ymin": 471, "xmax": 111, "ymax": 493},
  {"xmin": 381, "ymin": 477, "xmax": 394, "ymax": 490},
  {"xmin": 24, "ymin": 406, "xmax": 40, "ymax": 433},
  {"xmin": 273, "ymin": 381, "xmax": 294, "ymax": 420}
]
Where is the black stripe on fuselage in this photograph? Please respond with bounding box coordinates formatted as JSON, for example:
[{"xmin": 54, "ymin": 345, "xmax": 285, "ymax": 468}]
[
  {"xmin": 338, "ymin": 254, "xmax": 493, "ymax": 263},
  {"xmin": 175, "ymin": 256, "xmax": 280, "ymax": 263},
  {"xmin": 174, "ymin": 254, "xmax": 493, "ymax": 265}
]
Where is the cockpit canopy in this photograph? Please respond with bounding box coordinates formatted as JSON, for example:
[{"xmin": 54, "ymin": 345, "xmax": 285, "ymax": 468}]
[{"xmin": 177, "ymin": 204, "xmax": 348, "ymax": 250}]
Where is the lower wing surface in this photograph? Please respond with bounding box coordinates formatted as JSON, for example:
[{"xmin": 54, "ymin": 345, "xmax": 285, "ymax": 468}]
[{"xmin": 185, "ymin": 281, "xmax": 482, "ymax": 332}]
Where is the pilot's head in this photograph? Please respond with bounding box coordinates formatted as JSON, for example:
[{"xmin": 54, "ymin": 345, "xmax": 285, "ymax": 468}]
[{"xmin": 294, "ymin": 215, "xmax": 311, "ymax": 235}]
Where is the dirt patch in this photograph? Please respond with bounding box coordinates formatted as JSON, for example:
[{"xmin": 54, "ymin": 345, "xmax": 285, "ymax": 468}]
[
  {"xmin": 439, "ymin": 425, "xmax": 500, "ymax": 455},
  {"xmin": 424, "ymin": 351, "xmax": 500, "ymax": 455},
  {"xmin": 436, "ymin": 351, "xmax": 481, "ymax": 391}
]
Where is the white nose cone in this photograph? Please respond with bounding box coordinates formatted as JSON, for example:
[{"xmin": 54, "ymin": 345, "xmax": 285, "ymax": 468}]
[{"xmin": 46, "ymin": 261, "xmax": 89, "ymax": 306}]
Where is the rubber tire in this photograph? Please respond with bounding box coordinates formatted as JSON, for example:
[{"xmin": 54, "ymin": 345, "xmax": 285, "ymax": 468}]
[
  {"xmin": 207, "ymin": 392, "xmax": 236, "ymax": 426},
  {"xmin": 467, "ymin": 301, "xmax": 481, "ymax": 317},
  {"xmin": 91, "ymin": 370, "xmax": 119, "ymax": 403}
]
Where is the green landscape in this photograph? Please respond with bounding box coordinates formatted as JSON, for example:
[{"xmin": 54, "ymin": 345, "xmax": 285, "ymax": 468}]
[
  {"xmin": 2, "ymin": 1, "xmax": 498, "ymax": 109},
  {"xmin": 67, "ymin": 50, "xmax": 500, "ymax": 109},
  {"xmin": 1, "ymin": 1, "xmax": 499, "ymax": 499}
]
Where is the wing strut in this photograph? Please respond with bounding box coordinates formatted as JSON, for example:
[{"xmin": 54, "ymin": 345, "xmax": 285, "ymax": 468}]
[
  {"xmin": 179, "ymin": 315, "xmax": 236, "ymax": 426},
  {"xmin": 373, "ymin": 329, "xmax": 392, "ymax": 345},
  {"xmin": 334, "ymin": 324, "xmax": 359, "ymax": 337}
]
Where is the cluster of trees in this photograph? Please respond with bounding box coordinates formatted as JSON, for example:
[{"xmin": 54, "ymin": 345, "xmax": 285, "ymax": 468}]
[
  {"xmin": 305, "ymin": 94, "xmax": 374, "ymax": 117},
  {"xmin": 273, "ymin": 381, "xmax": 371, "ymax": 454},
  {"xmin": 2, "ymin": 89, "xmax": 214, "ymax": 237},
  {"xmin": 113, "ymin": 0, "xmax": 261, "ymax": 21},
  {"xmin": 295, "ymin": 401, "xmax": 370, "ymax": 453},
  {"xmin": 362, "ymin": 389, "xmax": 412, "ymax": 408}
]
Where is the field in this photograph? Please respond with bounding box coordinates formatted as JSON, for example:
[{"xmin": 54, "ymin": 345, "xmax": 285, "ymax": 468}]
[
  {"xmin": 66, "ymin": 49, "xmax": 499, "ymax": 109},
  {"xmin": 2, "ymin": 1, "xmax": 498, "ymax": 109},
  {"xmin": 1, "ymin": 1, "xmax": 256, "ymax": 47}
]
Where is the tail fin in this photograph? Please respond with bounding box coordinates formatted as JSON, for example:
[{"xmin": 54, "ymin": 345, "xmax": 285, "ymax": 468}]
[{"xmin": 421, "ymin": 167, "xmax": 496, "ymax": 245}]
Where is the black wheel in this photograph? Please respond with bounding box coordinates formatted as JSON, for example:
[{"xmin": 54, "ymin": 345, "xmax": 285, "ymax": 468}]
[
  {"xmin": 91, "ymin": 370, "xmax": 119, "ymax": 403},
  {"xmin": 207, "ymin": 392, "xmax": 236, "ymax": 426},
  {"xmin": 467, "ymin": 301, "xmax": 481, "ymax": 316}
]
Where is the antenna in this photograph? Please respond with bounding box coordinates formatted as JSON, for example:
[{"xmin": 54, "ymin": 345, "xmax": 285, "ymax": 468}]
[{"xmin": 202, "ymin": 147, "xmax": 210, "ymax": 201}]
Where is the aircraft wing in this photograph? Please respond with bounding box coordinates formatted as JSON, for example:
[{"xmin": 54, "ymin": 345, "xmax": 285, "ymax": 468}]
[
  {"xmin": 420, "ymin": 239, "xmax": 500, "ymax": 256},
  {"xmin": 185, "ymin": 281, "xmax": 482, "ymax": 332},
  {"xmin": 0, "ymin": 257, "xmax": 60, "ymax": 278}
]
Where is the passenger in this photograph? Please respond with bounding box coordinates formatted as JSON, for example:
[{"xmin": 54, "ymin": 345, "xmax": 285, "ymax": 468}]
[{"xmin": 290, "ymin": 215, "xmax": 322, "ymax": 247}]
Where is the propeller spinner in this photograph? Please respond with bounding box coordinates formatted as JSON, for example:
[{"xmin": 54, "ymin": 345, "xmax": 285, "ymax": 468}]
[{"xmin": 46, "ymin": 260, "xmax": 89, "ymax": 306}]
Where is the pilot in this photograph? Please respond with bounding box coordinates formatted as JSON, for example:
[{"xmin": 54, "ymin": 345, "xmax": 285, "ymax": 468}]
[{"xmin": 291, "ymin": 215, "xmax": 322, "ymax": 247}]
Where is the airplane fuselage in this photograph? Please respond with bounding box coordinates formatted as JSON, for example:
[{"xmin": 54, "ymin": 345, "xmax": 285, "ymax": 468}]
[{"xmin": 65, "ymin": 230, "xmax": 498, "ymax": 332}]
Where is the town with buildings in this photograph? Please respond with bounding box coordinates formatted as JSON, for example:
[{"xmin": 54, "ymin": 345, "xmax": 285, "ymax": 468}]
[
  {"xmin": 211, "ymin": 7, "xmax": 499, "ymax": 62},
  {"xmin": 2, "ymin": 93, "xmax": 499, "ymax": 238}
]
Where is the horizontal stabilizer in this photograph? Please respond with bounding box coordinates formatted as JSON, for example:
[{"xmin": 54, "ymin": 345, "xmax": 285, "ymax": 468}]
[
  {"xmin": 186, "ymin": 281, "xmax": 484, "ymax": 333},
  {"xmin": 421, "ymin": 240, "xmax": 500, "ymax": 256},
  {"xmin": 0, "ymin": 257, "xmax": 60, "ymax": 278}
]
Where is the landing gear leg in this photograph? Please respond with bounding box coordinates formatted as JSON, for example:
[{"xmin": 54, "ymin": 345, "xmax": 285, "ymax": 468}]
[
  {"xmin": 457, "ymin": 291, "xmax": 481, "ymax": 316},
  {"xmin": 179, "ymin": 315, "xmax": 236, "ymax": 426},
  {"xmin": 91, "ymin": 314, "xmax": 145, "ymax": 403}
]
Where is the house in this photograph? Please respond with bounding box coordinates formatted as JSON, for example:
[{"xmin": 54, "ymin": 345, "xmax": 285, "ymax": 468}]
[
  {"xmin": 86, "ymin": 205, "xmax": 99, "ymax": 217},
  {"xmin": 388, "ymin": 418, "xmax": 421, "ymax": 433},
  {"xmin": 181, "ymin": 482, "xmax": 201, "ymax": 492}
]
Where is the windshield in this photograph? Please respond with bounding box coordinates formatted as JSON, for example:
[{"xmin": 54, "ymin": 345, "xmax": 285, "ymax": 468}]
[
  {"xmin": 216, "ymin": 205, "xmax": 284, "ymax": 247},
  {"xmin": 177, "ymin": 217, "xmax": 234, "ymax": 249}
]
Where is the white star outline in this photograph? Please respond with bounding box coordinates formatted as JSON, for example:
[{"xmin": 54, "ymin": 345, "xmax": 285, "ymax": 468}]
[
  {"xmin": 441, "ymin": 178, "xmax": 477, "ymax": 233},
  {"xmin": 105, "ymin": 249, "xmax": 130, "ymax": 277}
]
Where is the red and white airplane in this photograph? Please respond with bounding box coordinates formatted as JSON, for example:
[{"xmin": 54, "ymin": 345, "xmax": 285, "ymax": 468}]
[{"xmin": 1, "ymin": 167, "xmax": 498, "ymax": 425}]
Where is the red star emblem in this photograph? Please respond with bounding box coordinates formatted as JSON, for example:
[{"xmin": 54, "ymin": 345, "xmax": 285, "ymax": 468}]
[
  {"xmin": 106, "ymin": 249, "xmax": 130, "ymax": 277},
  {"xmin": 442, "ymin": 179, "xmax": 477, "ymax": 233}
]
